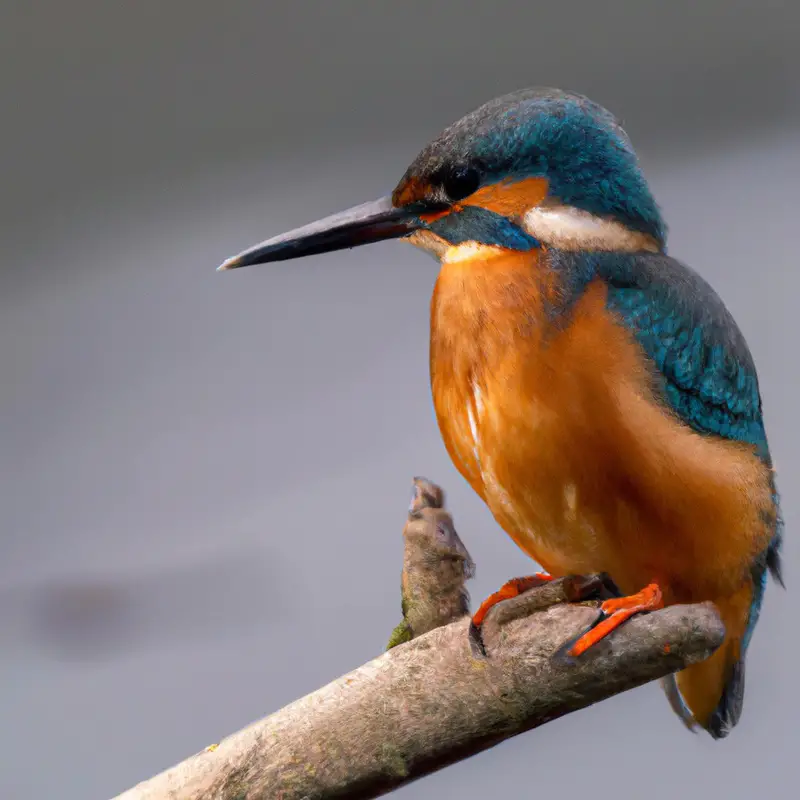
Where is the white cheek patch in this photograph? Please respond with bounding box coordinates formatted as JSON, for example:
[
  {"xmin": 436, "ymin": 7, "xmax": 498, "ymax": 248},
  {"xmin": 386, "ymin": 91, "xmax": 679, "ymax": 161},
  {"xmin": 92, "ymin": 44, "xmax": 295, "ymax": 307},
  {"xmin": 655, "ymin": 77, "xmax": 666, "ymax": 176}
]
[{"xmin": 523, "ymin": 204, "xmax": 660, "ymax": 253}]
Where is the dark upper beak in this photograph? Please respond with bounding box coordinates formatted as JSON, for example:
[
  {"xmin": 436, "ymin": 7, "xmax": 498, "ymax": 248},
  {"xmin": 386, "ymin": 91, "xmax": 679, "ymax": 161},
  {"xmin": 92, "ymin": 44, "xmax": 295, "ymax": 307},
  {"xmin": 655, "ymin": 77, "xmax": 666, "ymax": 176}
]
[{"xmin": 217, "ymin": 195, "xmax": 431, "ymax": 271}]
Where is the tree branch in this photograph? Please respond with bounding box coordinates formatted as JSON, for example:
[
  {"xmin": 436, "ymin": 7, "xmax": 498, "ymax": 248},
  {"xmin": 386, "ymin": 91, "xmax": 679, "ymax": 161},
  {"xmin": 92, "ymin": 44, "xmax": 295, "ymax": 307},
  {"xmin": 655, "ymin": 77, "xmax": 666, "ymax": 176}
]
[{"xmin": 114, "ymin": 580, "xmax": 723, "ymax": 800}]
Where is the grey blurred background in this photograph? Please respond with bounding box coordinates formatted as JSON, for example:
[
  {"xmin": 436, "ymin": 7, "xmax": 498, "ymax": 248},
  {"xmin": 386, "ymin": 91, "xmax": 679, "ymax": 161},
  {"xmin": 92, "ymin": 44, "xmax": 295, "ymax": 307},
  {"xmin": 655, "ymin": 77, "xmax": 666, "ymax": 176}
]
[{"xmin": 1, "ymin": 2, "xmax": 798, "ymax": 798}]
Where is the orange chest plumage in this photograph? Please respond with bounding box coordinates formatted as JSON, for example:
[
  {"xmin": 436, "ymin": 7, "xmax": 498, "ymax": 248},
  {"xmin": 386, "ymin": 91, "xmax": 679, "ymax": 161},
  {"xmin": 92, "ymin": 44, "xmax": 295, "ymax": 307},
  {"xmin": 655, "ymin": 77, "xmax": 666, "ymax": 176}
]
[
  {"xmin": 428, "ymin": 248, "xmax": 773, "ymax": 599},
  {"xmin": 429, "ymin": 247, "xmax": 601, "ymax": 573}
]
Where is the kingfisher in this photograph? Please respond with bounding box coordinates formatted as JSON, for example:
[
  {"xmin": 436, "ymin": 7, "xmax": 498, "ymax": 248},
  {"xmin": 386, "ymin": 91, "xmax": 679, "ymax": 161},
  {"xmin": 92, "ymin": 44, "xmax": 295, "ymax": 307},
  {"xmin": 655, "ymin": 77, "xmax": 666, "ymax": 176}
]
[{"xmin": 218, "ymin": 88, "xmax": 784, "ymax": 739}]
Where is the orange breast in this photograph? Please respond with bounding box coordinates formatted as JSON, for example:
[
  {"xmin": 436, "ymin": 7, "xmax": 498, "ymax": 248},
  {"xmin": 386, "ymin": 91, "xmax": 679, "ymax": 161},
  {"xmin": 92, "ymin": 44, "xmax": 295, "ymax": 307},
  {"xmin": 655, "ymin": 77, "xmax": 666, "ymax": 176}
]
[{"xmin": 429, "ymin": 248, "xmax": 775, "ymax": 603}]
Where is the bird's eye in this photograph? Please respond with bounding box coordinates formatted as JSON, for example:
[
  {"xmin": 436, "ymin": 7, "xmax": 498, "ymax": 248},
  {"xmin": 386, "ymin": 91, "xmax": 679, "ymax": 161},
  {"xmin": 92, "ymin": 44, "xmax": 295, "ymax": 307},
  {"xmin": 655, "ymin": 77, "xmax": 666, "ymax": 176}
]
[
  {"xmin": 435, "ymin": 523, "xmax": 450, "ymax": 541},
  {"xmin": 442, "ymin": 167, "xmax": 480, "ymax": 202}
]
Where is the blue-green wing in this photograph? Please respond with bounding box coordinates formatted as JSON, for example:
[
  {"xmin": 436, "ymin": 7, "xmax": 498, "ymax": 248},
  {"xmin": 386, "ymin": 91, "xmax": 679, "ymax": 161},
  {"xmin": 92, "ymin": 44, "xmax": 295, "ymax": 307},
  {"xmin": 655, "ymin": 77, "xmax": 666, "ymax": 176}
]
[
  {"xmin": 592, "ymin": 251, "xmax": 782, "ymax": 737},
  {"xmin": 594, "ymin": 252, "xmax": 782, "ymax": 566},
  {"xmin": 600, "ymin": 253, "xmax": 769, "ymax": 459}
]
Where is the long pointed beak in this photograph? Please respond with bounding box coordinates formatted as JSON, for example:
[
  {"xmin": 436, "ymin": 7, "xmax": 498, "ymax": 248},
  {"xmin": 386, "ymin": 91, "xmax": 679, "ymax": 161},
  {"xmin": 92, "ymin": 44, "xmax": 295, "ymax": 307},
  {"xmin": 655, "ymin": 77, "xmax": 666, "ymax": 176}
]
[{"xmin": 217, "ymin": 195, "xmax": 427, "ymax": 271}]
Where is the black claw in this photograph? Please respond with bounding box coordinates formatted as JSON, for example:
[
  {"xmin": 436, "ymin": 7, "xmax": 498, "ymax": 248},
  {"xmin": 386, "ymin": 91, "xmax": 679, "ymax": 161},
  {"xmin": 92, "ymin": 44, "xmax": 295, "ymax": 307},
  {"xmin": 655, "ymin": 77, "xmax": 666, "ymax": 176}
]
[
  {"xmin": 550, "ymin": 640, "xmax": 581, "ymax": 667},
  {"xmin": 550, "ymin": 608, "xmax": 607, "ymax": 665},
  {"xmin": 468, "ymin": 621, "xmax": 488, "ymax": 658}
]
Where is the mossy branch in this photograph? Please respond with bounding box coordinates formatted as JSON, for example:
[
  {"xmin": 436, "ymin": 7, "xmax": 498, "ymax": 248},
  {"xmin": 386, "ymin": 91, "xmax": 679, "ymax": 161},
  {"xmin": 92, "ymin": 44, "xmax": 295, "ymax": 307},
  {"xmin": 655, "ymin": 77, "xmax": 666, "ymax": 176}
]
[{"xmin": 113, "ymin": 580, "xmax": 723, "ymax": 799}]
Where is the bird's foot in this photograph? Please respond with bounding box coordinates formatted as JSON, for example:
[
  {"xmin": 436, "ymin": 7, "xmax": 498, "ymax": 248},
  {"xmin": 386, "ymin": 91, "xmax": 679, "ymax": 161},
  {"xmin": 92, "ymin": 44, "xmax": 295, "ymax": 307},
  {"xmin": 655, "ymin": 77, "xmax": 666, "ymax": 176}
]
[
  {"xmin": 555, "ymin": 582, "xmax": 664, "ymax": 662},
  {"xmin": 469, "ymin": 572, "xmax": 618, "ymax": 657},
  {"xmin": 470, "ymin": 573, "xmax": 554, "ymax": 630}
]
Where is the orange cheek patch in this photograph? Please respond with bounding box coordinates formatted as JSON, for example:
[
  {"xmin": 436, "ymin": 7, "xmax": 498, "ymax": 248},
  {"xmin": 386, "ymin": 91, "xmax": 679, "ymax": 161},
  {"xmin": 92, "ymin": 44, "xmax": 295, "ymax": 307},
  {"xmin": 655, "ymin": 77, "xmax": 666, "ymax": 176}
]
[{"xmin": 463, "ymin": 176, "xmax": 549, "ymax": 217}]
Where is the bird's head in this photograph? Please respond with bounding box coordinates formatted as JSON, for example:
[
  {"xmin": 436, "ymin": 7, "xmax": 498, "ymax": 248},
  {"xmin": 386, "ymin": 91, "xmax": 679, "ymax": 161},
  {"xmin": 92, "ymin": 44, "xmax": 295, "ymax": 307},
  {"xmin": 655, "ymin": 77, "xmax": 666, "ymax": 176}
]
[{"xmin": 218, "ymin": 88, "xmax": 665, "ymax": 271}]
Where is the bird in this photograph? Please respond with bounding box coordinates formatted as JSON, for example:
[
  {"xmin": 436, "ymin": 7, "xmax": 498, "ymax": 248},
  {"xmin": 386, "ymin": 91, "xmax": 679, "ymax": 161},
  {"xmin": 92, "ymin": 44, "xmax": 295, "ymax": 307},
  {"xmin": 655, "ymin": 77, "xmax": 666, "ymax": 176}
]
[
  {"xmin": 387, "ymin": 477, "xmax": 475, "ymax": 650},
  {"xmin": 218, "ymin": 87, "xmax": 784, "ymax": 739}
]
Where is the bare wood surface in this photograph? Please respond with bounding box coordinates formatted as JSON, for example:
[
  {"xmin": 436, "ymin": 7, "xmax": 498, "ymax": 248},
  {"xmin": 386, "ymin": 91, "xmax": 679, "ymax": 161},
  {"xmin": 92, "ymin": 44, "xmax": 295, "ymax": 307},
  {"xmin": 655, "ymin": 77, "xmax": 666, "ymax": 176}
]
[{"xmin": 114, "ymin": 578, "xmax": 724, "ymax": 800}]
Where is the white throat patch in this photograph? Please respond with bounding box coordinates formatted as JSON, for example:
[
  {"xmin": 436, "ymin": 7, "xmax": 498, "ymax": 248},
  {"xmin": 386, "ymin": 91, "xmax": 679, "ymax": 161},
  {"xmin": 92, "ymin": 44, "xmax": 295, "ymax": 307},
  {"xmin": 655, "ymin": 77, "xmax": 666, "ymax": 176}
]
[
  {"xmin": 442, "ymin": 242, "xmax": 509, "ymax": 263},
  {"xmin": 407, "ymin": 231, "xmax": 510, "ymax": 263}
]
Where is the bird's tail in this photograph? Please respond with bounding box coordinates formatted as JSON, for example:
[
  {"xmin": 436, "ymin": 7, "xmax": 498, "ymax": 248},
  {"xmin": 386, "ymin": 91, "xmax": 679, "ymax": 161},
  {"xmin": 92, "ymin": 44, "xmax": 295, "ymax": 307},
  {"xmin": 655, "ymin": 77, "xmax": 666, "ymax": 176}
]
[
  {"xmin": 662, "ymin": 559, "xmax": 772, "ymax": 739},
  {"xmin": 664, "ymin": 488, "xmax": 783, "ymax": 740}
]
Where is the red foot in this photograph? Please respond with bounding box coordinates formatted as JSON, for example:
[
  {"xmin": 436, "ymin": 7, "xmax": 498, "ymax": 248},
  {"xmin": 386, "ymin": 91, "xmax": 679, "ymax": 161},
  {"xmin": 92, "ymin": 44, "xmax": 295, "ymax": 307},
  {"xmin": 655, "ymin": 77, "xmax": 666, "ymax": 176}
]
[
  {"xmin": 567, "ymin": 582, "xmax": 664, "ymax": 657},
  {"xmin": 471, "ymin": 572, "xmax": 553, "ymax": 629}
]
